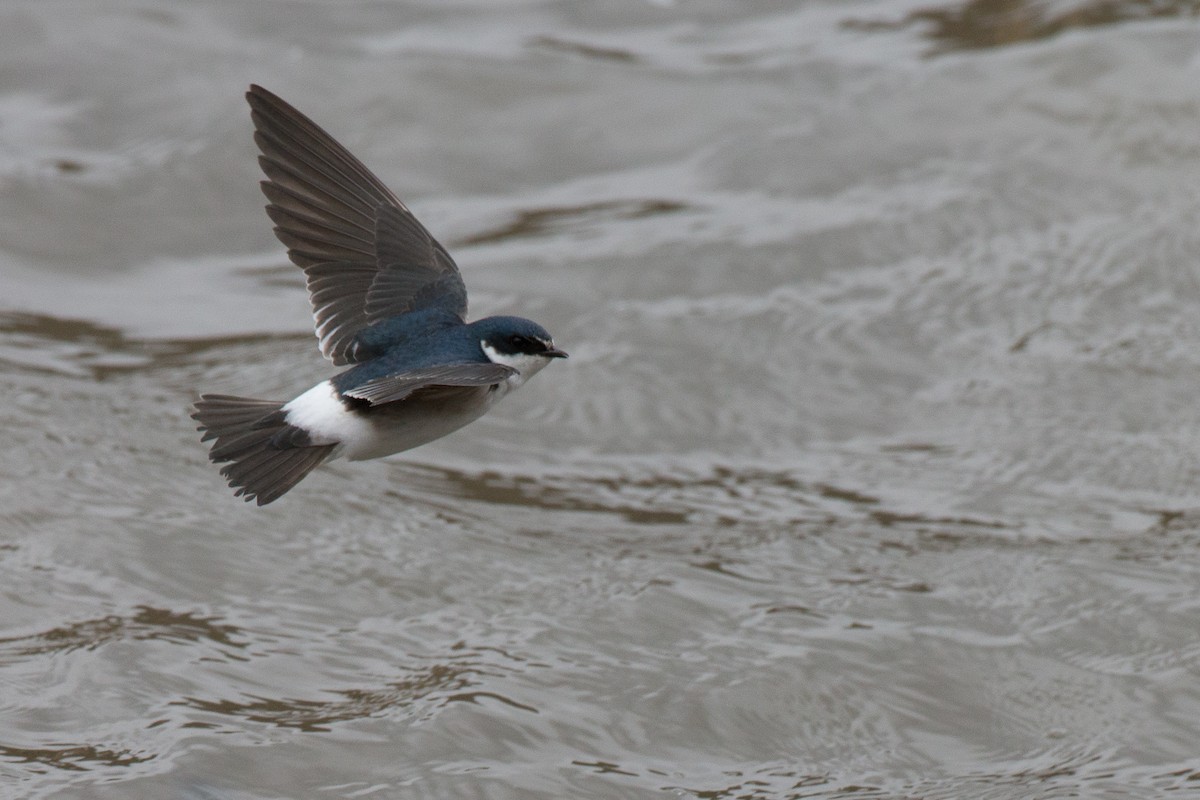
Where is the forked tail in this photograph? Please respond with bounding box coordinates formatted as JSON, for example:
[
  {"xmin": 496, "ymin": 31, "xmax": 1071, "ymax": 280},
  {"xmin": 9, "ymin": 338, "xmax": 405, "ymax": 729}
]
[{"xmin": 191, "ymin": 394, "xmax": 336, "ymax": 505}]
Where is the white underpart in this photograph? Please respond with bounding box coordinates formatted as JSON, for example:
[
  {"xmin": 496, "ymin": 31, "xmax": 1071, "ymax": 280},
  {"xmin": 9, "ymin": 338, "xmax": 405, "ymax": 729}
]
[
  {"xmin": 281, "ymin": 380, "xmax": 366, "ymax": 460},
  {"xmin": 481, "ymin": 342, "xmax": 554, "ymax": 397}
]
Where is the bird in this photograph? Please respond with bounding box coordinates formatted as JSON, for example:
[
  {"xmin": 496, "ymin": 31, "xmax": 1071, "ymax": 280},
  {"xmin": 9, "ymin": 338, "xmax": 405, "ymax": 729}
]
[{"xmin": 191, "ymin": 85, "xmax": 567, "ymax": 505}]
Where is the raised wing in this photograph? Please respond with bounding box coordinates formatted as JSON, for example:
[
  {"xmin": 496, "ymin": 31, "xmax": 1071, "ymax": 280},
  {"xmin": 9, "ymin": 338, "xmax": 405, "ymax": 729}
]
[
  {"xmin": 341, "ymin": 362, "xmax": 515, "ymax": 406},
  {"xmin": 247, "ymin": 84, "xmax": 468, "ymax": 365}
]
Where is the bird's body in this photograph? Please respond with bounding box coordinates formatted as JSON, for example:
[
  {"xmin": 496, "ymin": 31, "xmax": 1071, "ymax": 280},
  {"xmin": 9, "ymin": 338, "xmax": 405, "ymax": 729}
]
[{"xmin": 192, "ymin": 86, "xmax": 565, "ymax": 505}]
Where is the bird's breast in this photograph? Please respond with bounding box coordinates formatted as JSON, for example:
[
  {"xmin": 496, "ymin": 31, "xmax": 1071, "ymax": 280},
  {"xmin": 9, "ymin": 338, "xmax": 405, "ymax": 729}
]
[{"xmin": 338, "ymin": 383, "xmax": 498, "ymax": 461}]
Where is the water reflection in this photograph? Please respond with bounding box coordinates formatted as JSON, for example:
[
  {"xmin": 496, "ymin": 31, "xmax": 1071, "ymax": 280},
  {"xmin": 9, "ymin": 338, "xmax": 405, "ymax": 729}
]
[
  {"xmin": 456, "ymin": 200, "xmax": 690, "ymax": 247},
  {"xmin": 177, "ymin": 641, "xmax": 540, "ymax": 733},
  {"xmin": 847, "ymin": 0, "xmax": 1200, "ymax": 54},
  {"xmin": 0, "ymin": 606, "xmax": 245, "ymax": 663},
  {"xmin": 528, "ymin": 36, "xmax": 640, "ymax": 64},
  {"xmin": 176, "ymin": 672, "xmax": 461, "ymax": 733},
  {"xmin": 0, "ymin": 743, "xmax": 153, "ymax": 773},
  {"xmin": 0, "ymin": 312, "xmax": 298, "ymax": 380}
]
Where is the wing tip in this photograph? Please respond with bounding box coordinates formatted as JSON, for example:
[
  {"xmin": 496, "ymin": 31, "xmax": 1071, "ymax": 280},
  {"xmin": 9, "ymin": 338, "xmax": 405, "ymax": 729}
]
[{"xmin": 246, "ymin": 83, "xmax": 281, "ymax": 109}]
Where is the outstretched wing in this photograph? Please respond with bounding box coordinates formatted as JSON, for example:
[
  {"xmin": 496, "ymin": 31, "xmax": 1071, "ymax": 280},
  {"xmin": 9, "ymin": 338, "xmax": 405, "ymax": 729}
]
[
  {"xmin": 247, "ymin": 84, "xmax": 468, "ymax": 365},
  {"xmin": 341, "ymin": 362, "xmax": 515, "ymax": 406}
]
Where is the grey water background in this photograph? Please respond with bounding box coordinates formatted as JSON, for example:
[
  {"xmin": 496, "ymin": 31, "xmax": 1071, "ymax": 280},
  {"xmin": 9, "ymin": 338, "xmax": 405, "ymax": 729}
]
[{"xmin": 4, "ymin": 0, "xmax": 1200, "ymax": 797}]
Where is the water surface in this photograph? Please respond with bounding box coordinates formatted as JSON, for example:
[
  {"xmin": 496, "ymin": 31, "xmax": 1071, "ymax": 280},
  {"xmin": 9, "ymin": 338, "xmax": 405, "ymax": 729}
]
[{"xmin": 3, "ymin": 1, "xmax": 1200, "ymax": 798}]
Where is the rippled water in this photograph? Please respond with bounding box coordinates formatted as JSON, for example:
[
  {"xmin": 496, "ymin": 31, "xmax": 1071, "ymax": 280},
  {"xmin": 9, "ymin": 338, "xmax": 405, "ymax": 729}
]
[{"xmin": 5, "ymin": 1, "xmax": 1200, "ymax": 798}]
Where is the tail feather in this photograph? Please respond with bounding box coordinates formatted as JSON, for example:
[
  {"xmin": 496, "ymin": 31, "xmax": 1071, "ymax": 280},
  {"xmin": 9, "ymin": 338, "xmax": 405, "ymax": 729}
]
[{"xmin": 192, "ymin": 394, "xmax": 337, "ymax": 505}]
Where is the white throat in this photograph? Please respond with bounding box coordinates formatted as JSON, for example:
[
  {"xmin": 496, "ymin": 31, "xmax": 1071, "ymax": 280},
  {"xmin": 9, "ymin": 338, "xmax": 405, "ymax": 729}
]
[{"xmin": 481, "ymin": 341, "xmax": 552, "ymax": 390}]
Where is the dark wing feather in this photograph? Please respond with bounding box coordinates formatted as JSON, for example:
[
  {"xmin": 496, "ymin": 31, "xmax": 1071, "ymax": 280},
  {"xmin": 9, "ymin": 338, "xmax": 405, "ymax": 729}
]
[
  {"xmin": 365, "ymin": 204, "xmax": 461, "ymax": 318},
  {"xmin": 342, "ymin": 363, "xmax": 514, "ymax": 406},
  {"xmin": 247, "ymin": 84, "xmax": 468, "ymax": 365}
]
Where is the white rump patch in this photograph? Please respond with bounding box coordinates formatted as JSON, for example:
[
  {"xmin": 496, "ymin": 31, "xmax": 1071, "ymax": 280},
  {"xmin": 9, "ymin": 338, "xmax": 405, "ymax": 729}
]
[{"xmin": 281, "ymin": 380, "xmax": 362, "ymax": 451}]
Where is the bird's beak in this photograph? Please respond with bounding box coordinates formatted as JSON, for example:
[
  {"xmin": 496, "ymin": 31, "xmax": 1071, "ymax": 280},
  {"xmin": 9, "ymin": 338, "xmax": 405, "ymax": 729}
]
[{"xmin": 545, "ymin": 347, "xmax": 569, "ymax": 359}]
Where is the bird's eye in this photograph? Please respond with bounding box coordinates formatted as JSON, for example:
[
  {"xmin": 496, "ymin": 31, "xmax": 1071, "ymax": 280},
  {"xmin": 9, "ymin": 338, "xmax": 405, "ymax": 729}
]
[{"xmin": 509, "ymin": 334, "xmax": 531, "ymax": 350}]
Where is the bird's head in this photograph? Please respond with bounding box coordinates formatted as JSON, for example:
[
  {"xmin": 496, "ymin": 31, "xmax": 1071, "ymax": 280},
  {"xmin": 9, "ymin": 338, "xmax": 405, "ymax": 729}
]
[{"xmin": 471, "ymin": 316, "xmax": 567, "ymax": 377}]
